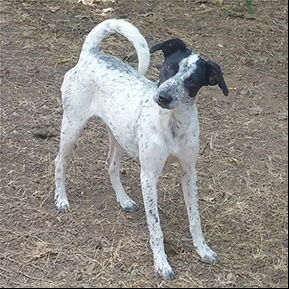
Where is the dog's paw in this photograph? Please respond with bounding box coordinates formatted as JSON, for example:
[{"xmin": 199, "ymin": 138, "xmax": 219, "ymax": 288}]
[
  {"xmin": 123, "ymin": 202, "xmax": 140, "ymax": 213},
  {"xmin": 54, "ymin": 197, "xmax": 70, "ymax": 212},
  {"xmin": 202, "ymin": 251, "xmax": 219, "ymax": 264},
  {"xmin": 155, "ymin": 261, "xmax": 175, "ymax": 281},
  {"xmin": 197, "ymin": 244, "xmax": 219, "ymax": 264},
  {"xmin": 119, "ymin": 198, "xmax": 140, "ymax": 213}
]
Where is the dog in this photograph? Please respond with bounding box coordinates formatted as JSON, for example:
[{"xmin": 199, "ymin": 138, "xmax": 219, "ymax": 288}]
[{"xmin": 54, "ymin": 19, "xmax": 228, "ymax": 280}]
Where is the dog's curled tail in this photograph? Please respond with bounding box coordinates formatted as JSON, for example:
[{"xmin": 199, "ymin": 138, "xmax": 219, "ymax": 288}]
[{"xmin": 80, "ymin": 19, "xmax": 150, "ymax": 75}]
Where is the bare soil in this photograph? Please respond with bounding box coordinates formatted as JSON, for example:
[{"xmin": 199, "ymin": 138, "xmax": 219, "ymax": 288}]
[{"xmin": 0, "ymin": 0, "xmax": 288, "ymax": 287}]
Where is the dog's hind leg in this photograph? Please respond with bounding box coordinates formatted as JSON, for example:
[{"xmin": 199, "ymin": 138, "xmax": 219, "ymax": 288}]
[
  {"xmin": 106, "ymin": 130, "xmax": 139, "ymax": 212},
  {"xmin": 55, "ymin": 108, "xmax": 90, "ymax": 212}
]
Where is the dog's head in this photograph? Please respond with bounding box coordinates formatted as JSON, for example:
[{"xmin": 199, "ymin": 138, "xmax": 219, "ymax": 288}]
[{"xmin": 150, "ymin": 38, "xmax": 229, "ymax": 109}]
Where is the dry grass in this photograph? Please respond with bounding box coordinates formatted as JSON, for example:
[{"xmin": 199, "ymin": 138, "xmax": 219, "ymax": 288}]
[{"xmin": 0, "ymin": 0, "xmax": 288, "ymax": 287}]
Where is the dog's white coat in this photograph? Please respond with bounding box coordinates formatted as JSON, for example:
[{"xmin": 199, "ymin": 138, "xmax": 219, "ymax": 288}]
[{"xmin": 55, "ymin": 19, "xmax": 218, "ymax": 280}]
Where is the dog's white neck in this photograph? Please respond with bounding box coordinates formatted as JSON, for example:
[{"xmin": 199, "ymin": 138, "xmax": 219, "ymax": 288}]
[{"xmin": 157, "ymin": 101, "xmax": 198, "ymax": 140}]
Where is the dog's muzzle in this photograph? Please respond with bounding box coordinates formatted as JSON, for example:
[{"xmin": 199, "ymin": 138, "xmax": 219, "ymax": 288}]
[{"xmin": 157, "ymin": 93, "xmax": 174, "ymax": 109}]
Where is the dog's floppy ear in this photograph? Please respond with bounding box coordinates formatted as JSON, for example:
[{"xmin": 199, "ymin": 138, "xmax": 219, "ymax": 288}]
[
  {"xmin": 150, "ymin": 38, "xmax": 187, "ymax": 58},
  {"xmin": 206, "ymin": 61, "xmax": 229, "ymax": 96}
]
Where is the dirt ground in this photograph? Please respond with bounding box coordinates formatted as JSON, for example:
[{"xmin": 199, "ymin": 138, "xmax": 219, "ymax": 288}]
[{"xmin": 0, "ymin": 0, "xmax": 288, "ymax": 287}]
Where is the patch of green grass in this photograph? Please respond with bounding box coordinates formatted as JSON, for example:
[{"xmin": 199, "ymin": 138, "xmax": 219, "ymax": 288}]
[{"xmin": 246, "ymin": 0, "xmax": 254, "ymax": 14}]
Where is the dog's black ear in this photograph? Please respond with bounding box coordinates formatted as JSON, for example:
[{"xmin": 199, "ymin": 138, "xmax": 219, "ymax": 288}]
[
  {"xmin": 150, "ymin": 38, "xmax": 187, "ymax": 58},
  {"xmin": 206, "ymin": 61, "xmax": 229, "ymax": 96}
]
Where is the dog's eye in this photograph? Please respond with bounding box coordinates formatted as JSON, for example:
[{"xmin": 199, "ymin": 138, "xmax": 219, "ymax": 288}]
[{"xmin": 166, "ymin": 64, "xmax": 175, "ymax": 72}]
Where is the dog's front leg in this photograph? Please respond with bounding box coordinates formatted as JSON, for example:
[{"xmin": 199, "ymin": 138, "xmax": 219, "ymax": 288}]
[
  {"xmin": 178, "ymin": 148, "xmax": 219, "ymax": 264},
  {"xmin": 139, "ymin": 145, "xmax": 175, "ymax": 280}
]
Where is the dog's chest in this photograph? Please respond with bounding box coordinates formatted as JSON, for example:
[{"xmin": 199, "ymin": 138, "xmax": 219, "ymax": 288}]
[
  {"xmin": 160, "ymin": 105, "xmax": 200, "ymax": 154},
  {"xmin": 166, "ymin": 120, "xmax": 199, "ymax": 156},
  {"xmin": 136, "ymin": 103, "xmax": 200, "ymax": 160}
]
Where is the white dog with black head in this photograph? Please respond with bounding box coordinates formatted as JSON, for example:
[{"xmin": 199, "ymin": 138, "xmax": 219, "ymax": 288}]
[{"xmin": 54, "ymin": 19, "xmax": 229, "ymax": 280}]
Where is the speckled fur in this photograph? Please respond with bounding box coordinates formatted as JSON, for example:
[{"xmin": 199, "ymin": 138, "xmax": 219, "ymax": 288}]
[{"xmin": 54, "ymin": 19, "xmax": 220, "ymax": 280}]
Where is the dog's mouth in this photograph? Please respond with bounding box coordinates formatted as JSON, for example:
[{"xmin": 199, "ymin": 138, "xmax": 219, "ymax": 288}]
[
  {"xmin": 155, "ymin": 100, "xmax": 179, "ymax": 110},
  {"xmin": 156, "ymin": 101, "xmax": 171, "ymax": 109}
]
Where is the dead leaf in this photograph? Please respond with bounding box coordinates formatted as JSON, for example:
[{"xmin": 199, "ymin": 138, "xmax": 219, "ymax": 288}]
[
  {"xmin": 84, "ymin": 263, "xmax": 95, "ymax": 274},
  {"xmin": 56, "ymin": 58, "xmax": 73, "ymax": 64},
  {"xmin": 48, "ymin": 6, "xmax": 60, "ymax": 13},
  {"xmin": 102, "ymin": 7, "xmax": 114, "ymax": 13},
  {"xmin": 78, "ymin": 0, "xmax": 95, "ymax": 6}
]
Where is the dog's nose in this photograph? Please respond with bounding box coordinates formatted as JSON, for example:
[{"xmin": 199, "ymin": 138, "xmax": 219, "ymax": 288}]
[{"xmin": 158, "ymin": 94, "xmax": 173, "ymax": 106}]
